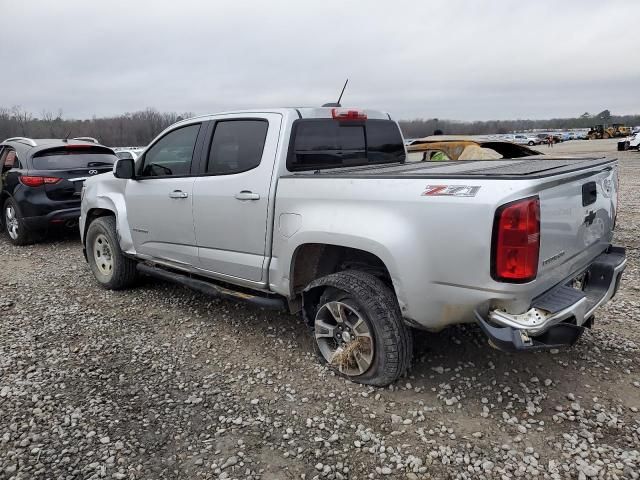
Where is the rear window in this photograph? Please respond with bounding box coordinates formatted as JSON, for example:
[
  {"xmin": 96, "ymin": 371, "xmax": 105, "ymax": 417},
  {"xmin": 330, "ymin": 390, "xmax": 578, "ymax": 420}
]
[
  {"xmin": 287, "ymin": 119, "xmax": 405, "ymax": 171},
  {"xmin": 32, "ymin": 147, "xmax": 117, "ymax": 170}
]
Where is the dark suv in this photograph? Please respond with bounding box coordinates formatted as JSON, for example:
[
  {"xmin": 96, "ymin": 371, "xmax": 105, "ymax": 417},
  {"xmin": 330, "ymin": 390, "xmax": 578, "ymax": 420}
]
[{"xmin": 0, "ymin": 137, "xmax": 118, "ymax": 245}]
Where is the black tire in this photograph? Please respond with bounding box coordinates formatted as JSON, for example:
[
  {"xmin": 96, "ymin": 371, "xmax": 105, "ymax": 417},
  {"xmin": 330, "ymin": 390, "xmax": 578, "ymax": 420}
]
[
  {"xmin": 86, "ymin": 216, "xmax": 137, "ymax": 290},
  {"xmin": 528, "ymin": 141, "xmax": 535, "ymax": 146},
  {"xmin": 3, "ymin": 198, "xmax": 32, "ymax": 246},
  {"xmin": 309, "ymin": 270, "xmax": 412, "ymax": 386}
]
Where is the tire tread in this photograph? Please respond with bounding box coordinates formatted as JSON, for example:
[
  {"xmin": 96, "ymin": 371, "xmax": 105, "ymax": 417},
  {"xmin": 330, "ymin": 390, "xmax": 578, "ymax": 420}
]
[{"xmin": 312, "ymin": 270, "xmax": 412, "ymax": 386}]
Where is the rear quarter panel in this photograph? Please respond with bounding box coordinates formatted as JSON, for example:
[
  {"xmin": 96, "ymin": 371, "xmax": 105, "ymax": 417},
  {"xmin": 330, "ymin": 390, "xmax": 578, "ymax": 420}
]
[{"xmin": 271, "ymin": 176, "xmax": 533, "ymax": 329}]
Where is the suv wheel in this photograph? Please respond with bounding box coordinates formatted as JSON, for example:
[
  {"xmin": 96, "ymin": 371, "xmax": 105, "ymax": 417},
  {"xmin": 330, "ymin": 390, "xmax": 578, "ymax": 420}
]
[
  {"xmin": 4, "ymin": 199, "xmax": 31, "ymax": 245},
  {"xmin": 528, "ymin": 141, "xmax": 535, "ymax": 146},
  {"xmin": 309, "ymin": 270, "xmax": 412, "ymax": 386},
  {"xmin": 86, "ymin": 216, "xmax": 137, "ymax": 289}
]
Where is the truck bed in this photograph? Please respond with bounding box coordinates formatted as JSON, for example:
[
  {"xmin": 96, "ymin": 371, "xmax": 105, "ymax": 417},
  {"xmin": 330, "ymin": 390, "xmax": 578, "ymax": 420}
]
[{"xmin": 285, "ymin": 157, "xmax": 615, "ymax": 180}]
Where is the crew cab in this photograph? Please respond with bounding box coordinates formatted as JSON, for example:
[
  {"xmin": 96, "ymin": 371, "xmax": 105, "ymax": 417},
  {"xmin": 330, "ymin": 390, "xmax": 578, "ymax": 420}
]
[{"xmin": 80, "ymin": 107, "xmax": 626, "ymax": 386}]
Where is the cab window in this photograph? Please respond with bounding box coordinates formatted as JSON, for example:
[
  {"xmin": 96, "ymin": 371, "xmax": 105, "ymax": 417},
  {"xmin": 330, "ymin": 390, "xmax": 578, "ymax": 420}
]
[
  {"xmin": 139, "ymin": 124, "xmax": 201, "ymax": 177},
  {"xmin": 206, "ymin": 120, "xmax": 268, "ymax": 175}
]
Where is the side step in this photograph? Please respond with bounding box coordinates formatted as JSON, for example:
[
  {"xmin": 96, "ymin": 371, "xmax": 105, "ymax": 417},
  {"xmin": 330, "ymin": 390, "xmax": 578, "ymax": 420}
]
[{"xmin": 137, "ymin": 263, "xmax": 287, "ymax": 311}]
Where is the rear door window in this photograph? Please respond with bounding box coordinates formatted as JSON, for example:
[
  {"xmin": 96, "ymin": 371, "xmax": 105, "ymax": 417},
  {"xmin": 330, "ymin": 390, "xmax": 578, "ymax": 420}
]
[
  {"xmin": 206, "ymin": 120, "xmax": 268, "ymax": 175},
  {"xmin": 140, "ymin": 123, "xmax": 201, "ymax": 177},
  {"xmin": 288, "ymin": 119, "xmax": 405, "ymax": 171},
  {"xmin": 32, "ymin": 147, "xmax": 117, "ymax": 170}
]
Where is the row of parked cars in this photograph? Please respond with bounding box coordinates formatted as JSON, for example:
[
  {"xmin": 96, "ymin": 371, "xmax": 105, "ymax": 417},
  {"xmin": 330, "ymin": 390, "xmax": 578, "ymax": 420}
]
[
  {"xmin": 0, "ymin": 106, "xmax": 626, "ymax": 386},
  {"xmin": 496, "ymin": 131, "xmax": 591, "ymax": 146}
]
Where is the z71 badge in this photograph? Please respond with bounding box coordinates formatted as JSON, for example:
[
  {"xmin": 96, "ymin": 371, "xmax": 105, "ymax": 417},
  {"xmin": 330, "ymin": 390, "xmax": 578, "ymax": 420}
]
[{"xmin": 422, "ymin": 185, "xmax": 481, "ymax": 197}]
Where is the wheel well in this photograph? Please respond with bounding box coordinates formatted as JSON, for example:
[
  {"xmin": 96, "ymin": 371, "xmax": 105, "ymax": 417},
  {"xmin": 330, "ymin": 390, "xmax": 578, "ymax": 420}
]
[
  {"xmin": 83, "ymin": 208, "xmax": 115, "ymax": 244},
  {"xmin": 291, "ymin": 244, "xmax": 393, "ymax": 315}
]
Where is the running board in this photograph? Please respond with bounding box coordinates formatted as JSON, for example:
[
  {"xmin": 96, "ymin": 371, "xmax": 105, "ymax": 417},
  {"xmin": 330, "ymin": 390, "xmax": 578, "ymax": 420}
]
[{"xmin": 136, "ymin": 263, "xmax": 286, "ymax": 311}]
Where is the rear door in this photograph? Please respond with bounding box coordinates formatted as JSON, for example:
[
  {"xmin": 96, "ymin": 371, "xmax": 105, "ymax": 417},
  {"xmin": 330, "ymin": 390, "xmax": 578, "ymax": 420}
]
[
  {"xmin": 126, "ymin": 122, "xmax": 204, "ymax": 267},
  {"xmin": 192, "ymin": 114, "xmax": 281, "ymax": 283}
]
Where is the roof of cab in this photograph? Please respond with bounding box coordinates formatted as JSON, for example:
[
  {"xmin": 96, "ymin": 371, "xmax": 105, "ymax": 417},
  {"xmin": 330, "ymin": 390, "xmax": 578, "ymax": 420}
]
[{"xmin": 172, "ymin": 107, "xmax": 391, "ymax": 127}]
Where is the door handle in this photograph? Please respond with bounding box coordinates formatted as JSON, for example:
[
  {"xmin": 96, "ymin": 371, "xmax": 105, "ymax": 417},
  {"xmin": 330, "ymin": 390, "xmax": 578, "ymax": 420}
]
[
  {"xmin": 168, "ymin": 190, "xmax": 189, "ymax": 199},
  {"xmin": 235, "ymin": 191, "xmax": 260, "ymax": 201}
]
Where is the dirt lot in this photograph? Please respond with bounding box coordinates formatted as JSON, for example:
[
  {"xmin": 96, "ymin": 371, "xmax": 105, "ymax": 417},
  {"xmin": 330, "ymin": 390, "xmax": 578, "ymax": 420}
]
[{"xmin": 1, "ymin": 140, "xmax": 639, "ymax": 479}]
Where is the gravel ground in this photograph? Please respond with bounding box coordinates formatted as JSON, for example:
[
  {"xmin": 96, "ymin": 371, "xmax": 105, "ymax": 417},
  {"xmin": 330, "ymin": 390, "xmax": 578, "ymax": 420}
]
[{"xmin": 1, "ymin": 141, "xmax": 639, "ymax": 479}]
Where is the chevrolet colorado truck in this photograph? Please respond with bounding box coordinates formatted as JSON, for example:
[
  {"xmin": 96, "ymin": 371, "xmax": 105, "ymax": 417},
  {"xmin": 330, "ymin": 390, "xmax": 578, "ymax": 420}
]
[{"xmin": 80, "ymin": 107, "xmax": 626, "ymax": 386}]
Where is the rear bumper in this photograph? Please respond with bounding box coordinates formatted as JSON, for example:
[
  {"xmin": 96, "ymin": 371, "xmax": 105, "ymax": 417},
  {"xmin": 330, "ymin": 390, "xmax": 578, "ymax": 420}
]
[
  {"xmin": 23, "ymin": 208, "xmax": 81, "ymax": 230},
  {"xmin": 476, "ymin": 245, "xmax": 626, "ymax": 352}
]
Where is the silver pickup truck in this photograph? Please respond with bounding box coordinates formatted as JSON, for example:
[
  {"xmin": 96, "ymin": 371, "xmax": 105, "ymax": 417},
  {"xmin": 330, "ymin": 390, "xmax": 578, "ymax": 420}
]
[{"xmin": 80, "ymin": 107, "xmax": 626, "ymax": 386}]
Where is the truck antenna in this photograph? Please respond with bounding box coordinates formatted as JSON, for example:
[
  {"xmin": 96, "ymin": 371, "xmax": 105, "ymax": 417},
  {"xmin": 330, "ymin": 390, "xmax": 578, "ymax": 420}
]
[
  {"xmin": 337, "ymin": 78, "xmax": 348, "ymax": 105},
  {"xmin": 322, "ymin": 78, "xmax": 349, "ymax": 107}
]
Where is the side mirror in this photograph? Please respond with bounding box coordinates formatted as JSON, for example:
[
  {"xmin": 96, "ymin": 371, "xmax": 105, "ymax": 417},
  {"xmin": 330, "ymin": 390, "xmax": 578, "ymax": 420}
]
[{"xmin": 113, "ymin": 158, "xmax": 135, "ymax": 179}]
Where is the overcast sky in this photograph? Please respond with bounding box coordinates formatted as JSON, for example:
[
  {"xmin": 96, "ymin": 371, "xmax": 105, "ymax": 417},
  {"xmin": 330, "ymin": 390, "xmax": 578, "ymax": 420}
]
[{"xmin": 1, "ymin": 0, "xmax": 639, "ymax": 121}]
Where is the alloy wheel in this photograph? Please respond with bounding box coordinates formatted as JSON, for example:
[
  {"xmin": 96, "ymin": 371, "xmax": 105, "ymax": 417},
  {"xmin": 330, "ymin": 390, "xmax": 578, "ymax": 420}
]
[
  {"xmin": 5, "ymin": 206, "xmax": 19, "ymax": 240},
  {"xmin": 315, "ymin": 300, "xmax": 374, "ymax": 376}
]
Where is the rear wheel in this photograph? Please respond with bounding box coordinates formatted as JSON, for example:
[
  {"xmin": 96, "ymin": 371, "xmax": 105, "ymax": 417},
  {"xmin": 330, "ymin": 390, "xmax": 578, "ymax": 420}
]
[
  {"xmin": 86, "ymin": 216, "xmax": 137, "ymax": 289},
  {"xmin": 309, "ymin": 270, "xmax": 412, "ymax": 386},
  {"xmin": 3, "ymin": 199, "xmax": 31, "ymax": 246}
]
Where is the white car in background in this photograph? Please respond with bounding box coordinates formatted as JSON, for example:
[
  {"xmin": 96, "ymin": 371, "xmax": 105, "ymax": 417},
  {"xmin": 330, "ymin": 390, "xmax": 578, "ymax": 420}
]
[
  {"xmin": 114, "ymin": 148, "xmax": 144, "ymax": 160},
  {"xmin": 617, "ymin": 132, "xmax": 640, "ymax": 151},
  {"xmin": 510, "ymin": 134, "xmax": 540, "ymax": 146}
]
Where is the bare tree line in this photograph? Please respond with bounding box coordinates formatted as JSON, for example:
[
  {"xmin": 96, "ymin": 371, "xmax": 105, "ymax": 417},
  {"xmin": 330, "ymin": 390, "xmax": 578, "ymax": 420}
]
[
  {"xmin": 0, "ymin": 107, "xmax": 193, "ymax": 147},
  {"xmin": 1, "ymin": 106, "xmax": 639, "ymax": 146},
  {"xmin": 399, "ymin": 110, "xmax": 640, "ymax": 138}
]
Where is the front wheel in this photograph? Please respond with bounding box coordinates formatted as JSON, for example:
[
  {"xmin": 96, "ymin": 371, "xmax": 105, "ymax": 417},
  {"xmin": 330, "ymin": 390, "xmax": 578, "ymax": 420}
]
[
  {"xmin": 528, "ymin": 141, "xmax": 535, "ymax": 146},
  {"xmin": 4, "ymin": 199, "xmax": 31, "ymax": 246},
  {"xmin": 310, "ymin": 270, "xmax": 412, "ymax": 386},
  {"xmin": 86, "ymin": 216, "xmax": 137, "ymax": 290}
]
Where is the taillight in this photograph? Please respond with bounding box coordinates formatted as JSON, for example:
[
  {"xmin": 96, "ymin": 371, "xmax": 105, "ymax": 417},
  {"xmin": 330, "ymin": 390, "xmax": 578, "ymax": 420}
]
[
  {"xmin": 492, "ymin": 196, "xmax": 540, "ymax": 283},
  {"xmin": 19, "ymin": 176, "xmax": 62, "ymax": 187},
  {"xmin": 331, "ymin": 108, "xmax": 367, "ymax": 121}
]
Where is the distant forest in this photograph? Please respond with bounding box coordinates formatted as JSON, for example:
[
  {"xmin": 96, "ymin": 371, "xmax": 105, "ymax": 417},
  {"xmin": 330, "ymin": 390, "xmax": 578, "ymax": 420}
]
[
  {"xmin": 1, "ymin": 106, "xmax": 639, "ymax": 147},
  {"xmin": 400, "ymin": 110, "xmax": 640, "ymax": 138},
  {"xmin": 0, "ymin": 107, "xmax": 193, "ymax": 147}
]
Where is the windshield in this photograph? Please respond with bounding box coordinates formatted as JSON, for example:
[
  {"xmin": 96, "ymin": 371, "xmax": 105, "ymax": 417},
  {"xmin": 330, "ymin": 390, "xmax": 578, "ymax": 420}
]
[{"xmin": 287, "ymin": 119, "xmax": 405, "ymax": 171}]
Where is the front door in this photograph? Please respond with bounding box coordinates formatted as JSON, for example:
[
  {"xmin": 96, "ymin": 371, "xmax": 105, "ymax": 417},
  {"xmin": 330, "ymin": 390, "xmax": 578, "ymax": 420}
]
[
  {"xmin": 192, "ymin": 114, "xmax": 281, "ymax": 283},
  {"xmin": 126, "ymin": 122, "xmax": 203, "ymax": 267}
]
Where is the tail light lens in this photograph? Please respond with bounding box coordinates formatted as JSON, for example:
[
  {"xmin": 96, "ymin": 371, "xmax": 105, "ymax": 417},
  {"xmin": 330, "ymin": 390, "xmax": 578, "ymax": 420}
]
[
  {"xmin": 492, "ymin": 196, "xmax": 540, "ymax": 283},
  {"xmin": 19, "ymin": 176, "xmax": 62, "ymax": 187}
]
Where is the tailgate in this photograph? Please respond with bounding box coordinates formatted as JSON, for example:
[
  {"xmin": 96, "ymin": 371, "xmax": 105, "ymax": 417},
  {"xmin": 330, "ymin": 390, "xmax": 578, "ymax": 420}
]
[{"xmin": 537, "ymin": 162, "xmax": 617, "ymax": 286}]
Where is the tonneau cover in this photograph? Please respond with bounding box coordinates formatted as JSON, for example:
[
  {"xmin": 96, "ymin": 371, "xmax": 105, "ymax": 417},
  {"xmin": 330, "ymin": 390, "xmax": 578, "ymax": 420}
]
[{"xmin": 286, "ymin": 157, "xmax": 615, "ymax": 180}]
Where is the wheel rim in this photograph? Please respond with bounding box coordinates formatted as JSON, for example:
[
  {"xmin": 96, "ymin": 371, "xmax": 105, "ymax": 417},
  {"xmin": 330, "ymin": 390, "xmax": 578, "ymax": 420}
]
[
  {"xmin": 93, "ymin": 233, "xmax": 114, "ymax": 276},
  {"xmin": 315, "ymin": 301, "xmax": 374, "ymax": 376},
  {"xmin": 5, "ymin": 206, "xmax": 19, "ymax": 240}
]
